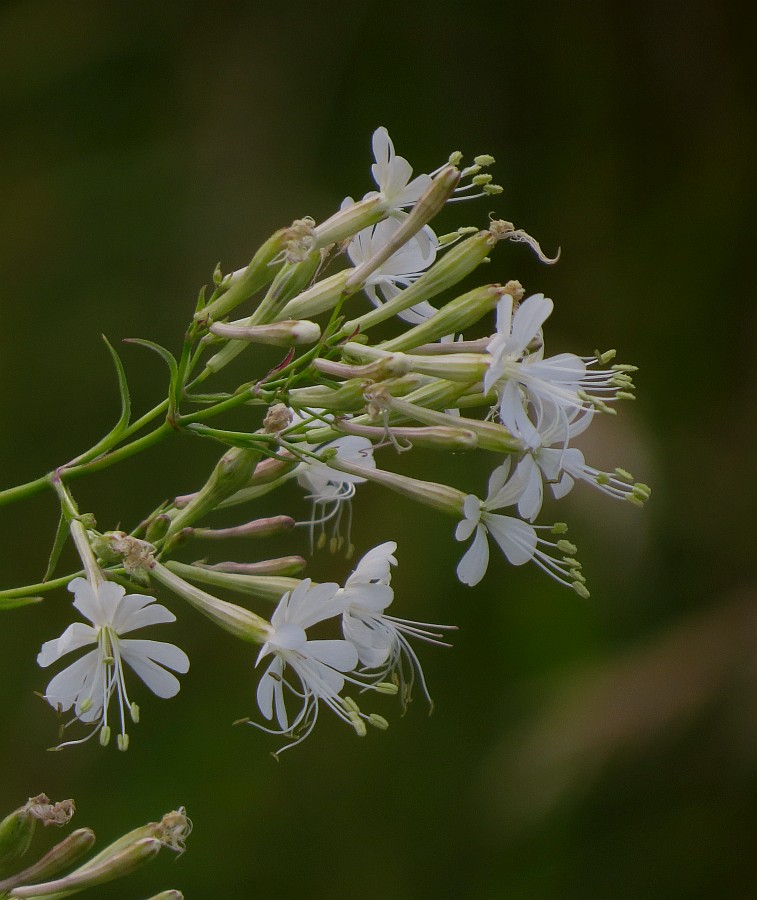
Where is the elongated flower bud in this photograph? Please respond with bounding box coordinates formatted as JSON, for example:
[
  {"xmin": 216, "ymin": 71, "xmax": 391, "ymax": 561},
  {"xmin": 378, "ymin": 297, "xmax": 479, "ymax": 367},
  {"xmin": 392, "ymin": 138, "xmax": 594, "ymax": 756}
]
[
  {"xmin": 384, "ymin": 396, "xmax": 520, "ymax": 452},
  {"xmin": 0, "ymin": 796, "xmax": 74, "ymax": 876},
  {"xmin": 166, "ymin": 448, "xmax": 262, "ymax": 538},
  {"xmin": 151, "ymin": 562, "xmax": 271, "ymax": 642},
  {"xmin": 341, "ymin": 226, "xmax": 497, "ymax": 335},
  {"xmin": 312, "ymin": 355, "xmax": 411, "ymax": 381},
  {"xmin": 9, "ymin": 838, "xmax": 161, "ymax": 898},
  {"xmin": 209, "ymin": 319, "xmax": 320, "ymax": 347},
  {"xmin": 197, "ymin": 228, "xmax": 287, "ymax": 322},
  {"xmin": 288, "ymin": 374, "xmax": 426, "ymax": 413},
  {"xmin": 337, "ymin": 419, "xmax": 478, "ymax": 452},
  {"xmin": 344, "ymin": 166, "xmax": 460, "ymax": 293},
  {"xmin": 197, "ymin": 556, "xmax": 307, "ymax": 577},
  {"xmin": 190, "ymin": 515, "xmax": 295, "ymax": 540},
  {"xmin": 206, "ymin": 250, "xmax": 321, "ymax": 373},
  {"xmin": 343, "ymin": 343, "xmax": 489, "ymax": 383},
  {"xmin": 0, "ymin": 830, "xmax": 95, "ymax": 894},
  {"xmin": 328, "ymin": 458, "xmax": 466, "ymax": 516},
  {"xmin": 165, "ymin": 561, "xmax": 298, "ymax": 605},
  {"xmin": 277, "ymin": 270, "xmax": 350, "ymax": 320},
  {"xmin": 379, "ymin": 281, "xmax": 523, "ymax": 353},
  {"xmin": 313, "ymin": 195, "xmax": 385, "ymax": 248}
]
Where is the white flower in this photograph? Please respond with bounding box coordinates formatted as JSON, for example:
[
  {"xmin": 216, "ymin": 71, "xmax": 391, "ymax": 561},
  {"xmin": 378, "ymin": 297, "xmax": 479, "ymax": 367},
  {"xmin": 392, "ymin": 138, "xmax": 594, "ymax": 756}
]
[
  {"xmin": 454, "ymin": 460, "xmax": 587, "ymax": 596},
  {"xmin": 37, "ymin": 577, "xmax": 189, "ymax": 749},
  {"xmin": 345, "ymin": 213, "xmax": 440, "ymax": 324},
  {"xmin": 291, "ymin": 409, "xmax": 376, "ymax": 552},
  {"xmin": 340, "ymin": 542, "xmax": 453, "ymax": 708},
  {"xmin": 485, "ymin": 293, "xmax": 633, "ymax": 431},
  {"xmin": 506, "ymin": 392, "xmax": 648, "ymax": 519},
  {"xmin": 368, "ymin": 126, "xmax": 432, "ymax": 211},
  {"xmin": 254, "ymin": 579, "xmax": 361, "ymax": 752}
]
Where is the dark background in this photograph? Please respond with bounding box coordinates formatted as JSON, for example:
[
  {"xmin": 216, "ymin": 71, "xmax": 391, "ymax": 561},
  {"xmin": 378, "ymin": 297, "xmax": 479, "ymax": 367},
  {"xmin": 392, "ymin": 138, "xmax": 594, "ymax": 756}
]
[{"xmin": 1, "ymin": 2, "xmax": 755, "ymax": 898}]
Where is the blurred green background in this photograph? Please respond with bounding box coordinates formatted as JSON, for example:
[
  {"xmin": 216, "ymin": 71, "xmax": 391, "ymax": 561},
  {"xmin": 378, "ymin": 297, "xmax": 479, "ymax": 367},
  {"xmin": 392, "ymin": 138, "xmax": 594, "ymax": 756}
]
[{"xmin": 1, "ymin": 1, "xmax": 755, "ymax": 898}]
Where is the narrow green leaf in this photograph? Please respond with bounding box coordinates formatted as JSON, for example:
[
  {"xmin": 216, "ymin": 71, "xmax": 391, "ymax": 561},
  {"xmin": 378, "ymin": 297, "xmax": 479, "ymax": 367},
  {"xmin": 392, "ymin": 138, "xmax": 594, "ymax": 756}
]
[
  {"xmin": 42, "ymin": 513, "xmax": 70, "ymax": 582},
  {"xmin": 0, "ymin": 595, "xmax": 43, "ymax": 611},
  {"xmin": 123, "ymin": 338, "xmax": 179, "ymax": 381},
  {"xmin": 101, "ymin": 335, "xmax": 131, "ymax": 437}
]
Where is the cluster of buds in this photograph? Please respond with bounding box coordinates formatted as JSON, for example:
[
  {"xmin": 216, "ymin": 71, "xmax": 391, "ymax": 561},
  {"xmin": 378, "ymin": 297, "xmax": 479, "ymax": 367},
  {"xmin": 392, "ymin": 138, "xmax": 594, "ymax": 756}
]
[
  {"xmin": 0, "ymin": 127, "xmax": 649, "ymax": 754},
  {"xmin": 0, "ymin": 794, "xmax": 188, "ymax": 898}
]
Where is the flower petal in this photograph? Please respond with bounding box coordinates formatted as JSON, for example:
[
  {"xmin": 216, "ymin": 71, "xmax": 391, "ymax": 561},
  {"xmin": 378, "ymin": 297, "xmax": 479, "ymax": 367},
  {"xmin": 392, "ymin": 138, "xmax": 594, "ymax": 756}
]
[
  {"xmin": 38, "ymin": 623, "xmax": 96, "ymax": 667},
  {"xmin": 456, "ymin": 525, "xmax": 490, "ymax": 586}
]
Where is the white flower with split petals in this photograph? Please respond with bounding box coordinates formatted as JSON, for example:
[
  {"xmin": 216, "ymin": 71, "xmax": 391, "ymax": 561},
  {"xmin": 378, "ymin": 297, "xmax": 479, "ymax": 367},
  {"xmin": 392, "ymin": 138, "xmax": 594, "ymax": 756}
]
[
  {"xmin": 254, "ymin": 579, "xmax": 361, "ymax": 752},
  {"xmin": 38, "ymin": 577, "xmax": 189, "ymax": 749},
  {"xmin": 455, "ymin": 460, "xmax": 587, "ymax": 596},
  {"xmin": 340, "ymin": 542, "xmax": 454, "ymax": 707},
  {"xmin": 346, "ymin": 214, "xmax": 440, "ymax": 324},
  {"xmin": 291, "ymin": 409, "xmax": 376, "ymax": 552},
  {"xmin": 486, "ymin": 293, "xmax": 634, "ymax": 429},
  {"xmin": 368, "ymin": 126, "xmax": 432, "ymax": 211}
]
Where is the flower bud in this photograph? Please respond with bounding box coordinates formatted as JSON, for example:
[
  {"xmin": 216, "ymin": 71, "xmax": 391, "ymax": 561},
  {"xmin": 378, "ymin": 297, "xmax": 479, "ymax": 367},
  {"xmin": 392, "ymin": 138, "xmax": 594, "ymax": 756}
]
[
  {"xmin": 288, "ymin": 374, "xmax": 426, "ymax": 413},
  {"xmin": 151, "ymin": 562, "xmax": 271, "ymax": 643},
  {"xmin": 378, "ymin": 284, "xmax": 509, "ymax": 352},
  {"xmin": 313, "ymin": 194, "xmax": 385, "ymax": 248},
  {"xmin": 341, "ymin": 227, "xmax": 496, "ymax": 335},
  {"xmin": 0, "ymin": 796, "xmax": 74, "ymax": 875},
  {"xmin": 165, "ymin": 561, "xmax": 299, "ymax": 605},
  {"xmin": 9, "ymin": 838, "xmax": 162, "ymax": 898},
  {"xmin": 0, "ymin": 829, "xmax": 95, "ymax": 894},
  {"xmin": 344, "ymin": 166, "xmax": 460, "ymax": 294},
  {"xmin": 384, "ymin": 396, "xmax": 520, "ymax": 452},
  {"xmin": 328, "ymin": 458, "xmax": 466, "ymax": 516},
  {"xmin": 209, "ymin": 319, "xmax": 321, "ymax": 347},
  {"xmin": 337, "ymin": 419, "xmax": 478, "ymax": 452},
  {"xmin": 191, "ymin": 515, "xmax": 295, "ymax": 540},
  {"xmin": 166, "ymin": 447, "xmax": 262, "ymax": 538},
  {"xmin": 278, "ymin": 270, "xmax": 350, "ymax": 320},
  {"xmin": 343, "ymin": 343, "xmax": 489, "ymax": 383},
  {"xmin": 313, "ymin": 354, "xmax": 411, "ymax": 381},
  {"xmin": 206, "ymin": 250, "xmax": 321, "ymax": 373},
  {"xmin": 197, "ymin": 228, "xmax": 287, "ymax": 322},
  {"xmin": 197, "ymin": 556, "xmax": 307, "ymax": 577}
]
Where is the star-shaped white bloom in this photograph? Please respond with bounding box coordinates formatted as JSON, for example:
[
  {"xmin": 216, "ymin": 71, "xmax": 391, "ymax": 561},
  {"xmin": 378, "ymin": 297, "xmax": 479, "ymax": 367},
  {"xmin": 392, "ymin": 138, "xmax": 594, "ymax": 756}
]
[
  {"xmin": 291, "ymin": 410, "xmax": 376, "ymax": 552},
  {"xmin": 368, "ymin": 126, "xmax": 433, "ymax": 211},
  {"xmin": 340, "ymin": 542, "xmax": 454, "ymax": 708},
  {"xmin": 485, "ymin": 293, "xmax": 632, "ymax": 431},
  {"xmin": 38, "ymin": 577, "xmax": 189, "ymax": 750},
  {"xmin": 454, "ymin": 460, "xmax": 587, "ymax": 595},
  {"xmin": 345, "ymin": 213, "xmax": 440, "ymax": 324},
  {"xmin": 255, "ymin": 579, "xmax": 360, "ymax": 753}
]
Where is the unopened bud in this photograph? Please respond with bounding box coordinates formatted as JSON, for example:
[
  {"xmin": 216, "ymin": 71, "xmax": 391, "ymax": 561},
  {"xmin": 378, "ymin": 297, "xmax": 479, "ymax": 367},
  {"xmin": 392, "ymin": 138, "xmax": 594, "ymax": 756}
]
[
  {"xmin": 9, "ymin": 838, "xmax": 162, "ymax": 898},
  {"xmin": 197, "ymin": 228, "xmax": 287, "ymax": 322},
  {"xmin": 0, "ymin": 796, "xmax": 74, "ymax": 875},
  {"xmin": 209, "ymin": 319, "xmax": 321, "ymax": 347},
  {"xmin": 165, "ymin": 560, "xmax": 298, "ymax": 605},
  {"xmin": 342, "ymin": 228, "xmax": 495, "ymax": 335},
  {"xmin": 343, "ymin": 342, "xmax": 489, "ymax": 383},
  {"xmin": 279, "ymin": 270, "xmax": 350, "ymax": 320},
  {"xmin": 199, "ymin": 557, "xmax": 307, "ymax": 577},
  {"xmin": 379, "ymin": 284, "xmax": 507, "ymax": 353},
  {"xmin": 192, "ymin": 515, "xmax": 295, "ymax": 540},
  {"xmin": 150, "ymin": 562, "xmax": 271, "ymax": 643}
]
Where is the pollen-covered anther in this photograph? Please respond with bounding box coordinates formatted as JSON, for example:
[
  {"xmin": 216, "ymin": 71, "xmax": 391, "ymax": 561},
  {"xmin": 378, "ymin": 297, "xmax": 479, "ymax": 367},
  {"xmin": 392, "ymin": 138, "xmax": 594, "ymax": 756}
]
[
  {"xmin": 374, "ymin": 681, "xmax": 400, "ymax": 695},
  {"xmin": 556, "ymin": 539, "xmax": 578, "ymax": 556},
  {"xmin": 551, "ymin": 522, "xmax": 569, "ymax": 534},
  {"xmin": 572, "ymin": 581, "xmax": 591, "ymax": 599},
  {"xmin": 368, "ymin": 714, "xmax": 390, "ymax": 730}
]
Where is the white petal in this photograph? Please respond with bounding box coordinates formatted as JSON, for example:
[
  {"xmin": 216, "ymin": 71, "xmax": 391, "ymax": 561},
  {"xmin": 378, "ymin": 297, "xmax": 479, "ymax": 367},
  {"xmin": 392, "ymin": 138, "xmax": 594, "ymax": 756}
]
[
  {"xmin": 456, "ymin": 526, "xmax": 490, "ymax": 586},
  {"xmin": 38, "ymin": 623, "xmax": 96, "ymax": 667},
  {"xmin": 517, "ymin": 456, "xmax": 544, "ymax": 522},
  {"xmin": 44, "ymin": 649, "xmax": 101, "ymax": 712},
  {"xmin": 119, "ymin": 639, "xmax": 190, "ymax": 673},
  {"xmin": 256, "ymin": 656, "xmax": 283, "ymax": 722},
  {"xmin": 95, "ymin": 580, "xmax": 127, "ymax": 624},
  {"xmin": 120, "ymin": 652, "xmax": 181, "ymax": 699},
  {"xmin": 484, "ymin": 514, "xmax": 537, "ymax": 566},
  {"xmin": 115, "ymin": 599, "xmax": 176, "ymax": 634},
  {"xmin": 511, "ymin": 294, "xmax": 553, "ymax": 352},
  {"xmin": 306, "ymin": 639, "xmax": 359, "ymax": 673},
  {"xmin": 69, "ymin": 578, "xmax": 100, "ymax": 624}
]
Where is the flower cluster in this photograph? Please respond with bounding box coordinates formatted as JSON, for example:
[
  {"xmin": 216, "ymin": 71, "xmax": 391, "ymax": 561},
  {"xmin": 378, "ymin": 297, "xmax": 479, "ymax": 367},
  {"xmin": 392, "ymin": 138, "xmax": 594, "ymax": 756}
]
[{"xmin": 0, "ymin": 127, "xmax": 648, "ymax": 753}]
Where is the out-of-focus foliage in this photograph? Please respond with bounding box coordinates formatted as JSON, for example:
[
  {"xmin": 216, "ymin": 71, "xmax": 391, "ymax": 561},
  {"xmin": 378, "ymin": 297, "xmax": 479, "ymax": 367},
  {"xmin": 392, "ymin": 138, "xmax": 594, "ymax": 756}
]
[{"xmin": 1, "ymin": 1, "xmax": 754, "ymax": 898}]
